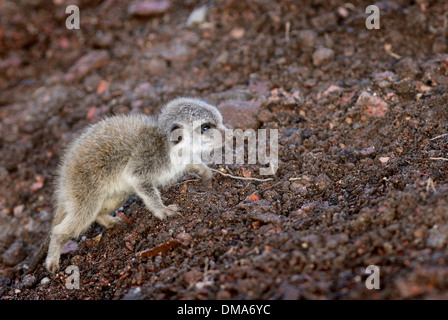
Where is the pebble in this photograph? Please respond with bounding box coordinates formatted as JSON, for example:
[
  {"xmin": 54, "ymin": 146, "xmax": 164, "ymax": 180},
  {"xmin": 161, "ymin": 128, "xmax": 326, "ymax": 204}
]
[
  {"xmin": 128, "ymin": 1, "xmax": 171, "ymax": 17},
  {"xmin": 319, "ymin": 84, "xmax": 343, "ymax": 98},
  {"xmin": 263, "ymin": 190, "xmax": 278, "ymax": 201},
  {"xmin": 183, "ymin": 269, "xmax": 202, "ymax": 284},
  {"xmin": 92, "ymin": 31, "xmax": 113, "ymax": 49},
  {"xmin": 206, "ymin": 89, "xmax": 254, "ymax": 106},
  {"xmin": 13, "ymin": 205, "xmax": 24, "ymax": 216},
  {"xmin": 245, "ymin": 212, "xmax": 285, "ymax": 227},
  {"xmin": 217, "ymin": 100, "xmax": 262, "ymax": 130},
  {"xmin": 315, "ymin": 174, "xmax": 332, "ymax": 192},
  {"xmin": 176, "ymin": 232, "xmax": 192, "ymax": 243},
  {"xmin": 373, "ymin": 71, "xmax": 399, "ymax": 82},
  {"xmin": 230, "ymin": 28, "xmax": 245, "ymax": 39},
  {"xmin": 394, "ymin": 79, "xmax": 416, "ymax": 99},
  {"xmin": 356, "ymin": 91, "xmax": 389, "ymax": 118},
  {"xmin": 1, "ymin": 240, "xmax": 26, "ymax": 266},
  {"xmin": 83, "ymin": 73, "xmax": 102, "ymax": 93},
  {"xmin": 296, "ymin": 30, "xmax": 317, "ymax": 48},
  {"xmin": 186, "ymin": 5, "xmax": 207, "ymax": 26},
  {"xmin": 290, "ymin": 182, "xmax": 305, "ymax": 192},
  {"xmin": 61, "ymin": 240, "xmax": 78, "ymax": 254},
  {"xmin": 64, "ymin": 50, "xmax": 110, "ymax": 82},
  {"xmin": 394, "ymin": 57, "xmax": 421, "ymax": 79},
  {"xmin": 379, "ymin": 156, "xmax": 390, "ymax": 164},
  {"xmin": 145, "ymin": 57, "xmax": 168, "ymax": 76},
  {"xmin": 122, "ymin": 287, "xmax": 144, "ymax": 300},
  {"xmin": 426, "ymin": 225, "xmax": 448, "ymax": 249},
  {"xmin": 22, "ymin": 275, "xmax": 37, "ymax": 288},
  {"xmin": 357, "ymin": 147, "xmax": 376, "ymax": 159},
  {"xmin": 257, "ymin": 109, "xmax": 273, "ymax": 123},
  {"xmin": 216, "ymin": 290, "xmax": 232, "ymax": 300},
  {"xmin": 312, "ymin": 47, "xmax": 334, "ymax": 66}
]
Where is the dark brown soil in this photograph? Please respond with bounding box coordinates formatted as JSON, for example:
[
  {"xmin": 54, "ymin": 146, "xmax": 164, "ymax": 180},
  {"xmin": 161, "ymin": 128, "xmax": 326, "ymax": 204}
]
[{"xmin": 1, "ymin": 0, "xmax": 448, "ymax": 300}]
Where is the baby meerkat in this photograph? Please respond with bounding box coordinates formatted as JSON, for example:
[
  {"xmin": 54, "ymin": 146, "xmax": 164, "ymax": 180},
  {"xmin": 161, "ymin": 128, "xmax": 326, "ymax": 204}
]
[{"xmin": 28, "ymin": 98, "xmax": 227, "ymax": 273}]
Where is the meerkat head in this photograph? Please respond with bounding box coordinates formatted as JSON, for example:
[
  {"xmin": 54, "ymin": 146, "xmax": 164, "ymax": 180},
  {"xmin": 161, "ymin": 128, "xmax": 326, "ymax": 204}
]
[{"xmin": 159, "ymin": 97, "xmax": 227, "ymax": 164}]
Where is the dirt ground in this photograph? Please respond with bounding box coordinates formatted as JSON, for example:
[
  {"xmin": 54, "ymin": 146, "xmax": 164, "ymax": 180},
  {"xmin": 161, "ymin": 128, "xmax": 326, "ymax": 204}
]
[{"xmin": 1, "ymin": 0, "xmax": 448, "ymax": 300}]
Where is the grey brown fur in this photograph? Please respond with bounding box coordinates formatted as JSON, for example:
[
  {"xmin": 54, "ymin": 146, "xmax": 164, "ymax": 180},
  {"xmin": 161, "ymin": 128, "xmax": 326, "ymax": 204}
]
[{"xmin": 28, "ymin": 98, "xmax": 226, "ymax": 273}]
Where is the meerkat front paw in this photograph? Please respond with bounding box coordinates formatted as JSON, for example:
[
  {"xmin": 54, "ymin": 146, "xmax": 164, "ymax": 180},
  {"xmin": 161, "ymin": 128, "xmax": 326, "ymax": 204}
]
[
  {"xmin": 200, "ymin": 168, "xmax": 213, "ymax": 186},
  {"xmin": 186, "ymin": 164, "xmax": 213, "ymax": 186},
  {"xmin": 153, "ymin": 204, "xmax": 180, "ymax": 220}
]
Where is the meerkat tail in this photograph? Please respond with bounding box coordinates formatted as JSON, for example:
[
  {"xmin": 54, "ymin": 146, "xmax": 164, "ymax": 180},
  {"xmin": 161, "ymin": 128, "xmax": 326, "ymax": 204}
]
[{"xmin": 26, "ymin": 233, "xmax": 51, "ymax": 274}]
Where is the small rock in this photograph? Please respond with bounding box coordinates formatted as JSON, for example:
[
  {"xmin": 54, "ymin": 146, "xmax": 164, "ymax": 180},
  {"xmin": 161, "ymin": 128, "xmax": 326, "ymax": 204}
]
[
  {"xmin": 326, "ymin": 233, "xmax": 349, "ymax": 249},
  {"xmin": 280, "ymin": 283, "xmax": 301, "ymax": 300},
  {"xmin": 296, "ymin": 30, "xmax": 317, "ymax": 48},
  {"xmin": 217, "ymin": 100, "xmax": 262, "ymax": 130},
  {"xmin": 64, "ymin": 50, "xmax": 109, "ymax": 82},
  {"xmin": 315, "ymin": 174, "xmax": 332, "ymax": 192},
  {"xmin": 176, "ymin": 232, "xmax": 192, "ymax": 243},
  {"xmin": 92, "ymin": 31, "xmax": 113, "ymax": 49},
  {"xmin": 215, "ymin": 50, "xmax": 229, "ymax": 65},
  {"xmin": 0, "ymin": 167, "xmax": 8, "ymax": 180},
  {"xmin": 13, "ymin": 205, "xmax": 24, "ymax": 216},
  {"xmin": 128, "ymin": 1, "xmax": 171, "ymax": 17},
  {"xmin": 217, "ymin": 290, "xmax": 232, "ymax": 299},
  {"xmin": 83, "ymin": 73, "xmax": 102, "ymax": 93},
  {"xmin": 1, "ymin": 240, "xmax": 26, "ymax": 266},
  {"xmin": 357, "ymin": 147, "xmax": 376, "ymax": 159},
  {"xmin": 394, "ymin": 57, "xmax": 421, "ymax": 79},
  {"xmin": 377, "ymin": 80, "xmax": 391, "ymax": 88},
  {"xmin": 394, "ymin": 79, "xmax": 416, "ymax": 99},
  {"xmin": 245, "ymin": 212, "xmax": 285, "ymax": 226},
  {"xmin": 230, "ymin": 28, "xmax": 245, "ymax": 39},
  {"xmin": 427, "ymin": 225, "xmax": 448, "ymax": 249},
  {"xmin": 206, "ymin": 89, "xmax": 254, "ymax": 106},
  {"xmin": 433, "ymin": 36, "xmax": 448, "ymax": 54},
  {"xmin": 249, "ymin": 81, "xmax": 270, "ymax": 97},
  {"xmin": 61, "ymin": 240, "xmax": 78, "ymax": 255},
  {"xmin": 263, "ymin": 190, "xmax": 278, "ymax": 201},
  {"xmin": 337, "ymin": 6, "xmax": 350, "ymax": 18},
  {"xmin": 257, "ymin": 109, "xmax": 273, "ymax": 123},
  {"xmin": 290, "ymin": 182, "xmax": 305, "ymax": 192},
  {"xmin": 156, "ymin": 43, "xmax": 192, "ymax": 64},
  {"xmin": 379, "ymin": 156, "xmax": 390, "ymax": 164},
  {"xmin": 145, "ymin": 57, "xmax": 168, "ymax": 76},
  {"xmin": 373, "ymin": 71, "xmax": 399, "ymax": 82},
  {"xmin": 40, "ymin": 277, "xmax": 50, "ymax": 286},
  {"xmin": 22, "ymin": 275, "xmax": 37, "ymax": 288},
  {"xmin": 312, "ymin": 47, "xmax": 334, "ymax": 66},
  {"xmin": 356, "ymin": 91, "xmax": 389, "ymax": 118},
  {"xmin": 186, "ymin": 5, "xmax": 207, "ymax": 26},
  {"xmin": 122, "ymin": 287, "xmax": 144, "ymax": 300},
  {"xmin": 183, "ymin": 269, "xmax": 202, "ymax": 284},
  {"xmin": 319, "ymin": 84, "xmax": 343, "ymax": 98}
]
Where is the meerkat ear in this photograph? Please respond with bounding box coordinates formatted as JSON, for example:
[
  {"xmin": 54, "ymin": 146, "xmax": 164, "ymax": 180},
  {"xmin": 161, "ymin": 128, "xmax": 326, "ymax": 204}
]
[{"xmin": 170, "ymin": 123, "xmax": 183, "ymax": 145}]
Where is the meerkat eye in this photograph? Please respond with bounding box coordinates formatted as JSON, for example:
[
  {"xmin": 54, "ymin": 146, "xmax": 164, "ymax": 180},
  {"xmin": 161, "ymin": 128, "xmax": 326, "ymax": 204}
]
[{"xmin": 201, "ymin": 123, "xmax": 213, "ymax": 134}]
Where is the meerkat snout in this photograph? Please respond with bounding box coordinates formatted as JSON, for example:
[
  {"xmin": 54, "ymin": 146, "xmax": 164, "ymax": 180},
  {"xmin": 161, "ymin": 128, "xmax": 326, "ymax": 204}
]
[{"xmin": 29, "ymin": 97, "xmax": 226, "ymax": 274}]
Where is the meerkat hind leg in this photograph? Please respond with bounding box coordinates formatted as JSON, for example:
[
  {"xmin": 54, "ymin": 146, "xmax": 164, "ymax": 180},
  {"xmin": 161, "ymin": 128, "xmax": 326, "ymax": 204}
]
[
  {"xmin": 45, "ymin": 231, "xmax": 70, "ymax": 273},
  {"xmin": 95, "ymin": 196, "xmax": 124, "ymax": 229},
  {"xmin": 45, "ymin": 213, "xmax": 95, "ymax": 273}
]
